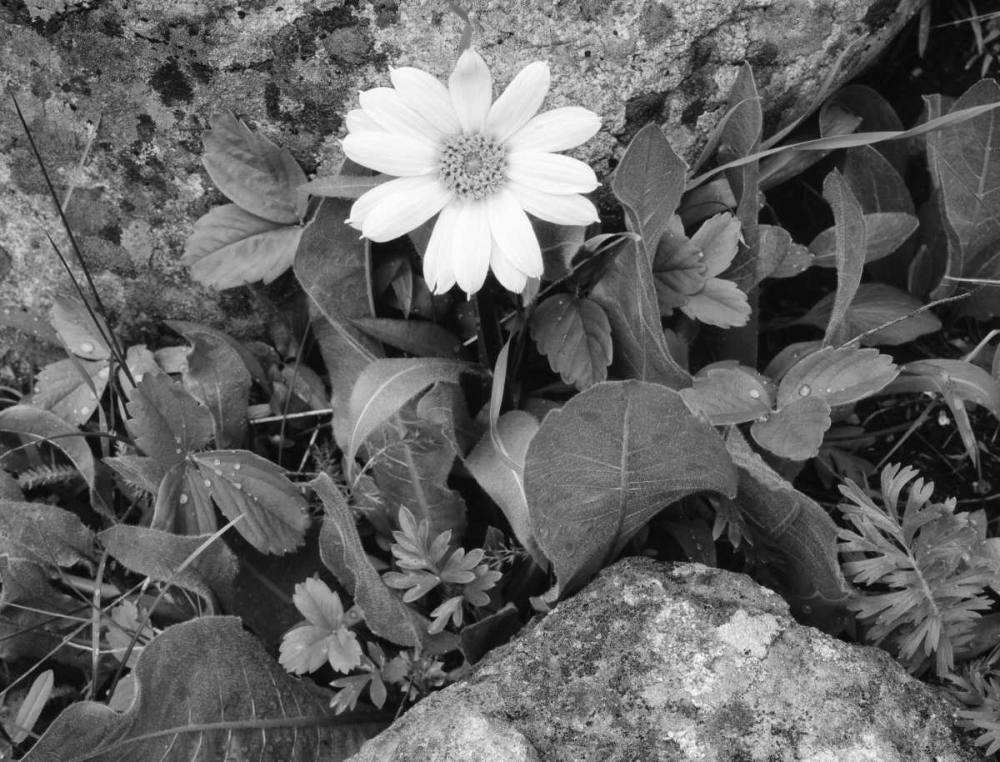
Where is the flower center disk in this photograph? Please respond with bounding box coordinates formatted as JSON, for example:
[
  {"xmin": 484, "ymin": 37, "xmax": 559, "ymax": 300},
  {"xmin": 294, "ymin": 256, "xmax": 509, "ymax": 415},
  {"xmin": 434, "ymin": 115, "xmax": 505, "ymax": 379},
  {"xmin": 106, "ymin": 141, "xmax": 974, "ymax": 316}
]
[{"xmin": 438, "ymin": 133, "xmax": 507, "ymax": 200}]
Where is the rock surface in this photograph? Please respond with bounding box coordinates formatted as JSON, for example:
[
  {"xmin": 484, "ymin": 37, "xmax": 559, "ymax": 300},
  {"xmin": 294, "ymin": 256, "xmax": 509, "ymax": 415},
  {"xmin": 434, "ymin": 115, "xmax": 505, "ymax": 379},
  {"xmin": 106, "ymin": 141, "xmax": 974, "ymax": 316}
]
[
  {"xmin": 1, "ymin": 0, "xmax": 922, "ymax": 376},
  {"xmin": 348, "ymin": 557, "xmax": 980, "ymax": 761}
]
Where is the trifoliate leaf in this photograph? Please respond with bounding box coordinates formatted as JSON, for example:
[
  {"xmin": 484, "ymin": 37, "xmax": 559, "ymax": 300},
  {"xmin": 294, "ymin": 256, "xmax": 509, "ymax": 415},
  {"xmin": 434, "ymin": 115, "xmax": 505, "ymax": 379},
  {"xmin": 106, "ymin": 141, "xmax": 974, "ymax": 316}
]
[
  {"xmin": 125, "ymin": 374, "xmax": 214, "ymax": 466},
  {"xmin": 679, "ymin": 367, "xmax": 774, "ymax": 425},
  {"xmin": 799, "ymin": 283, "xmax": 942, "ymax": 345},
  {"xmin": 280, "ymin": 578, "xmax": 363, "ymax": 675},
  {"xmin": 529, "ymin": 294, "xmax": 613, "ymax": 390},
  {"xmin": 182, "ymin": 204, "xmax": 304, "ymax": 290},
  {"xmin": 776, "ymin": 346, "xmax": 898, "ymax": 408},
  {"xmin": 750, "ymin": 395, "xmax": 831, "ymax": 460},
  {"xmin": 31, "ymin": 358, "xmax": 108, "ymax": 426},
  {"xmin": 49, "ymin": 295, "xmax": 112, "ymax": 361},
  {"xmin": 201, "ymin": 110, "xmax": 307, "ymax": 224}
]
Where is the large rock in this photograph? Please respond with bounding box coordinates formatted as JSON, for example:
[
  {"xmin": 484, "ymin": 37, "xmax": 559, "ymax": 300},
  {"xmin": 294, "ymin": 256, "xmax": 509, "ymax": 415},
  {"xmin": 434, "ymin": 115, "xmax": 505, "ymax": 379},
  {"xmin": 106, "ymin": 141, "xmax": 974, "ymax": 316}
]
[
  {"xmin": 1, "ymin": 0, "xmax": 922, "ymax": 376},
  {"xmin": 349, "ymin": 558, "xmax": 980, "ymax": 761}
]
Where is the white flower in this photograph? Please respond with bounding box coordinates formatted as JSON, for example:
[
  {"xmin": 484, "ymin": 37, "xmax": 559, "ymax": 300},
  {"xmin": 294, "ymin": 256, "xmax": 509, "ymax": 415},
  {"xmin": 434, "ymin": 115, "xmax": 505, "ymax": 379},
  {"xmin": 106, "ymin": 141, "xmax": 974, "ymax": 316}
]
[{"xmin": 343, "ymin": 48, "xmax": 602, "ymax": 296}]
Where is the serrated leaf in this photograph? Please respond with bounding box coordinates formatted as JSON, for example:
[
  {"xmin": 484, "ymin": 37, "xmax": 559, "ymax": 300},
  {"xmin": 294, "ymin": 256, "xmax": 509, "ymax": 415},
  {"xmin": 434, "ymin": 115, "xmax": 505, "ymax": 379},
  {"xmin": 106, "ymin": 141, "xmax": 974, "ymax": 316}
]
[
  {"xmin": 49, "ymin": 295, "xmax": 112, "ymax": 360},
  {"xmin": 725, "ymin": 428, "xmax": 854, "ymax": 631},
  {"xmin": 349, "ymin": 317, "xmax": 465, "ymax": 359},
  {"xmin": 799, "ymin": 283, "xmax": 942, "ymax": 346},
  {"xmin": 300, "ymin": 173, "xmax": 390, "ymax": 199},
  {"xmin": 776, "ymin": 346, "xmax": 898, "ymax": 408},
  {"xmin": 679, "ymin": 275, "xmax": 751, "ymax": 328},
  {"xmin": 651, "ymin": 217, "xmax": 707, "ymax": 312},
  {"xmin": 465, "ymin": 411, "xmax": 546, "ymax": 568},
  {"xmin": 191, "ymin": 450, "xmax": 309, "ymax": 555},
  {"xmin": 524, "ymin": 381, "xmax": 737, "ymax": 595},
  {"xmin": 126, "ymin": 375, "xmax": 214, "ymax": 466},
  {"xmin": 809, "ymin": 212, "xmax": 919, "ymax": 267},
  {"xmin": 344, "ymin": 358, "xmax": 471, "ymax": 474},
  {"xmin": 172, "ymin": 324, "xmax": 251, "ymax": 449},
  {"xmin": 612, "ymin": 124, "xmax": 688, "ymax": 250},
  {"xmin": 202, "ymin": 110, "xmax": 307, "ymax": 224},
  {"xmin": 23, "ymin": 617, "xmax": 374, "ymax": 762},
  {"xmin": 313, "ymin": 474, "xmax": 454, "ymax": 652},
  {"xmin": 294, "ymin": 198, "xmax": 381, "ymax": 449},
  {"xmin": 0, "ymin": 500, "xmax": 94, "ymax": 584},
  {"xmin": 0, "ymin": 405, "xmax": 106, "ymax": 515},
  {"xmin": 679, "ymin": 367, "xmax": 773, "ymax": 425},
  {"xmin": 182, "ymin": 204, "xmax": 303, "ymax": 290},
  {"xmin": 822, "ymin": 169, "xmax": 867, "ymax": 346},
  {"xmin": 105, "ymin": 454, "xmax": 168, "ymax": 495},
  {"xmin": 100, "ymin": 525, "xmax": 239, "ymax": 613},
  {"xmin": 529, "ymin": 294, "xmax": 612, "ymax": 390},
  {"xmin": 750, "ymin": 395, "xmax": 831, "ymax": 460},
  {"xmin": 152, "ymin": 461, "xmax": 217, "ymax": 537},
  {"xmin": 30, "ymin": 358, "xmax": 108, "ymax": 426}
]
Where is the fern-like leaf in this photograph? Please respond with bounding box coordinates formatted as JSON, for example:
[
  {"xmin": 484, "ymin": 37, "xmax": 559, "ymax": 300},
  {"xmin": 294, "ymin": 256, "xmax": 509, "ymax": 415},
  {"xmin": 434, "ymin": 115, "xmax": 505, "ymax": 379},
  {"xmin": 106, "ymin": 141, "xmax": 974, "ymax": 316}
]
[{"xmin": 837, "ymin": 463, "xmax": 1000, "ymax": 675}]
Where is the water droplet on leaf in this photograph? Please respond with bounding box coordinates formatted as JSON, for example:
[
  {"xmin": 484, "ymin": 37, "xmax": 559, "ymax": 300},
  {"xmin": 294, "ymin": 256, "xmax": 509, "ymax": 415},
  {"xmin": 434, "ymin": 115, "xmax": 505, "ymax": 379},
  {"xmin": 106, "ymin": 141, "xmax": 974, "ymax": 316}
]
[
  {"xmin": 80, "ymin": 342, "xmax": 95, "ymax": 354},
  {"xmin": 749, "ymin": 389, "xmax": 761, "ymax": 399},
  {"xmin": 179, "ymin": 494, "xmax": 189, "ymax": 505},
  {"xmin": 204, "ymin": 479, "xmax": 211, "ymax": 488},
  {"xmin": 798, "ymin": 385, "xmax": 811, "ymax": 396},
  {"xmin": 233, "ymin": 463, "xmax": 241, "ymax": 471}
]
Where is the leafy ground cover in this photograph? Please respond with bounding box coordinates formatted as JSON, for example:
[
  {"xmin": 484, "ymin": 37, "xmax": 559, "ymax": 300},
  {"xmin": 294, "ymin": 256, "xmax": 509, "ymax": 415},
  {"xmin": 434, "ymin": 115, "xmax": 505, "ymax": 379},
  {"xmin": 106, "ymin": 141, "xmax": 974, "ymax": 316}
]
[{"xmin": 3, "ymin": 2, "xmax": 1000, "ymax": 759}]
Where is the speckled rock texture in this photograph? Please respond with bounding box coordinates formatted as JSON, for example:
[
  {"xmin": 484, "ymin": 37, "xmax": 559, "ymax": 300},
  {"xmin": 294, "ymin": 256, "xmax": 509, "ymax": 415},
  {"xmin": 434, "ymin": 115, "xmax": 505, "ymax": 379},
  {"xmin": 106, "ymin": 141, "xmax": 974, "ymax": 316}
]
[
  {"xmin": 1, "ymin": 0, "xmax": 921, "ymax": 379},
  {"xmin": 348, "ymin": 557, "xmax": 981, "ymax": 762}
]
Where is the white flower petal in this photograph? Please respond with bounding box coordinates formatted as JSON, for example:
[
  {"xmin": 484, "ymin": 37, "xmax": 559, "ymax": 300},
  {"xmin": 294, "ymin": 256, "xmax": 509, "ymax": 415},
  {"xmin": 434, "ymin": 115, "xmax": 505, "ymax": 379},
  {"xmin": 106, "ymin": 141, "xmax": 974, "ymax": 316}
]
[
  {"xmin": 506, "ymin": 152, "xmax": 599, "ymax": 194},
  {"xmin": 489, "ymin": 243, "xmax": 529, "ymax": 293},
  {"xmin": 345, "ymin": 108, "xmax": 383, "ymax": 134},
  {"xmin": 506, "ymin": 181, "xmax": 599, "ymax": 225},
  {"xmin": 506, "ymin": 106, "xmax": 602, "ymax": 153},
  {"xmin": 449, "ymin": 49, "xmax": 492, "ymax": 133},
  {"xmin": 359, "ymin": 87, "xmax": 444, "ymax": 143},
  {"xmin": 451, "ymin": 200, "xmax": 492, "ymax": 295},
  {"xmin": 347, "ymin": 176, "xmax": 407, "ymax": 229},
  {"xmin": 486, "ymin": 188, "xmax": 543, "ymax": 277},
  {"xmin": 360, "ymin": 176, "xmax": 453, "ymax": 242},
  {"xmin": 424, "ymin": 204, "xmax": 460, "ymax": 293},
  {"xmin": 342, "ymin": 132, "xmax": 440, "ymax": 177},
  {"xmin": 390, "ymin": 66, "xmax": 462, "ymax": 135},
  {"xmin": 486, "ymin": 61, "xmax": 550, "ymax": 144}
]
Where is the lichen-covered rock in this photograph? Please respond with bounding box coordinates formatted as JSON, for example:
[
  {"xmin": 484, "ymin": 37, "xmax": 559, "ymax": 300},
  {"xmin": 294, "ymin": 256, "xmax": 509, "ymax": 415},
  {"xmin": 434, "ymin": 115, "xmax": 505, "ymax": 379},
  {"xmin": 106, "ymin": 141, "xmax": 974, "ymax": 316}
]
[
  {"xmin": 1, "ymin": 0, "xmax": 921, "ymax": 376},
  {"xmin": 349, "ymin": 558, "xmax": 980, "ymax": 761}
]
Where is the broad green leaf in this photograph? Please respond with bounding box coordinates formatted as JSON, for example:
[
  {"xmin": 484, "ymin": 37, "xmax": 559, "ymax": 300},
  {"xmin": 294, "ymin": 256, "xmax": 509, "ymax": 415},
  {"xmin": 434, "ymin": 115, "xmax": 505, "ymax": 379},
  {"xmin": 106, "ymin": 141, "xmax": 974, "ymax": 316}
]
[
  {"xmin": 757, "ymin": 224, "xmax": 814, "ymax": 280},
  {"xmin": 313, "ymin": 473, "xmax": 455, "ymax": 652},
  {"xmin": 886, "ymin": 359, "xmax": 1000, "ymax": 419},
  {"xmin": 809, "ymin": 212, "xmax": 919, "ymax": 267},
  {"xmin": 201, "ymin": 110, "xmax": 307, "ymax": 224},
  {"xmin": 168, "ymin": 320, "xmax": 271, "ymax": 394},
  {"xmin": 725, "ymin": 429, "xmax": 854, "ymax": 632},
  {"xmin": 679, "ymin": 275, "xmax": 751, "ymax": 328},
  {"xmin": 49, "ymin": 295, "xmax": 112, "ymax": 361},
  {"xmin": 182, "ymin": 204, "xmax": 303, "ymax": 289},
  {"xmin": 679, "ymin": 367, "xmax": 773, "ymax": 425},
  {"xmin": 104, "ymin": 453, "xmax": 168, "ymax": 496},
  {"xmin": 824, "ymin": 85, "xmax": 907, "ymax": 175},
  {"xmin": 344, "ymin": 358, "xmax": 471, "ymax": 473},
  {"xmin": 590, "ymin": 239, "xmax": 690, "ymax": 388},
  {"xmin": 0, "ymin": 305, "xmax": 60, "ymax": 345},
  {"xmin": 821, "ymin": 169, "xmax": 867, "ymax": 346},
  {"xmin": 99, "ymin": 526, "xmax": 240, "ymax": 614},
  {"xmin": 612, "ymin": 124, "xmax": 688, "ymax": 250},
  {"xmin": 651, "ymin": 216, "xmax": 707, "ymax": 312},
  {"xmin": 190, "ymin": 450, "xmax": 309, "ymax": 555},
  {"xmin": 799, "ymin": 283, "xmax": 941, "ymax": 346},
  {"xmin": 842, "ymin": 144, "xmax": 914, "ymax": 216},
  {"xmin": 349, "ymin": 317, "xmax": 465, "ymax": 359},
  {"xmin": 926, "ymin": 80, "xmax": 1000, "ymax": 317},
  {"xmin": 523, "ymin": 381, "xmax": 737, "ymax": 595},
  {"xmin": 529, "ymin": 294, "xmax": 613, "ymax": 390},
  {"xmin": 299, "ymin": 173, "xmax": 390, "ymax": 199},
  {"xmin": 30, "ymin": 357, "xmax": 108, "ymax": 426},
  {"xmin": 776, "ymin": 346, "xmax": 898, "ymax": 408},
  {"xmin": 23, "ymin": 617, "xmax": 384, "ymax": 762},
  {"xmin": 750, "ymin": 396, "xmax": 832, "ymax": 461},
  {"xmin": 126, "ymin": 375, "xmax": 214, "ymax": 466},
  {"xmin": 465, "ymin": 411, "xmax": 546, "ymax": 568},
  {"xmin": 172, "ymin": 323, "xmax": 252, "ymax": 449},
  {"xmin": 0, "ymin": 405, "xmax": 106, "ymax": 514},
  {"xmin": 294, "ymin": 198, "xmax": 381, "ymax": 449},
  {"xmin": 153, "ymin": 461, "xmax": 217, "ymax": 537}
]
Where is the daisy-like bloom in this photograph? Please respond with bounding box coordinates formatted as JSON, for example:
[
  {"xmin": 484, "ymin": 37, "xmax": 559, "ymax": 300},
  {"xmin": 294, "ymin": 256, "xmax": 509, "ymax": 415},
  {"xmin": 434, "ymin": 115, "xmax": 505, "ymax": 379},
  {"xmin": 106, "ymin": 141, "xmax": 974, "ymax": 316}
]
[{"xmin": 342, "ymin": 48, "xmax": 602, "ymax": 295}]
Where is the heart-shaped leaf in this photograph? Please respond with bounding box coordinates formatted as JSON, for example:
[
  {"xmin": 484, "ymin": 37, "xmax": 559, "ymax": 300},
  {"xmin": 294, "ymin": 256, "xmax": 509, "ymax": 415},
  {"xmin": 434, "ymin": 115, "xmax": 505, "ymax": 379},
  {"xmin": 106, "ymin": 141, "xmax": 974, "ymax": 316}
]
[
  {"xmin": 776, "ymin": 346, "xmax": 898, "ymax": 408},
  {"xmin": 524, "ymin": 380, "xmax": 737, "ymax": 595},
  {"xmin": 182, "ymin": 204, "xmax": 303, "ymax": 290},
  {"xmin": 679, "ymin": 367, "xmax": 774, "ymax": 425},
  {"xmin": 201, "ymin": 110, "xmax": 307, "ymax": 224},
  {"xmin": 750, "ymin": 395, "xmax": 831, "ymax": 461},
  {"xmin": 126, "ymin": 375, "xmax": 214, "ymax": 467},
  {"xmin": 799, "ymin": 283, "xmax": 942, "ymax": 346},
  {"xmin": 529, "ymin": 294, "xmax": 613, "ymax": 390}
]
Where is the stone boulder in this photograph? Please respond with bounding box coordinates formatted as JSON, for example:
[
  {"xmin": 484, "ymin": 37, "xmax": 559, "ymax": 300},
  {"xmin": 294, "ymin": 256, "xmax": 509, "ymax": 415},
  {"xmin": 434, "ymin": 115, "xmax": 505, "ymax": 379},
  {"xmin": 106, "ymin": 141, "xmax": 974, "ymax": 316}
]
[
  {"xmin": 1, "ymin": 0, "xmax": 922, "ymax": 378},
  {"xmin": 348, "ymin": 557, "xmax": 980, "ymax": 761}
]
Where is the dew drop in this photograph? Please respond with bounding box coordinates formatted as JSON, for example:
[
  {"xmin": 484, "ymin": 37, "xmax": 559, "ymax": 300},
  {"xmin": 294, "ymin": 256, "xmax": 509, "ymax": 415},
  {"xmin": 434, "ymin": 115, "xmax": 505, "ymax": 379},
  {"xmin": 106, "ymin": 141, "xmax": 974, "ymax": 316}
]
[
  {"xmin": 824, "ymin": 388, "xmax": 832, "ymax": 394},
  {"xmin": 80, "ymin": 406, "xmax": 90, "ymax": 415},
  {"xmin": 937, "ymin": 411, "xmax": 950, "ymax": 426},
  {"xmin": 98, "ymin": 367, "xmax": 110, "ymax": 380},
  {"xmin": 179, "ymin": 494, "xmax": 189, "ymax": 505},
  {"xmin": 756, "ymin": 414, "xmax": 769, "ymax": 423},
  {"xmin": 213, "ymin": 459, "xmax": 221, "ymax": 467},
  {"xmin": 748, "ymin": 389, "xmax": 761, "ymax": 399},
  {"xmin": 798, "ymin": 385, "xmax": 811, "ymax": 397},
  {"xmin": 204, "ymin": 479, "xmax": 211, "ymax": 488},
  {"xmin": 214, "ymin": 469, "xmax": 222, "ymax": 476},
  {"xmin": 175, "ymin": 436, "xmax": 183, "ymax": 444},
  {"xmin": 234, "ymin": 483, "xmax": 242, "ymax": 491},
  {"xmin": 175, "ymin": 448, "xmax": 183, "ymax": 454},
  {"xmin": 79, "ymin": 341, "xmax": 95, "ymax": 354},
  {"xmin": 233, "ymin": 463, "xmax": 241, "ymax": 471}
]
